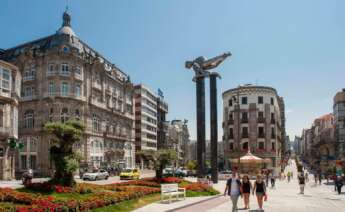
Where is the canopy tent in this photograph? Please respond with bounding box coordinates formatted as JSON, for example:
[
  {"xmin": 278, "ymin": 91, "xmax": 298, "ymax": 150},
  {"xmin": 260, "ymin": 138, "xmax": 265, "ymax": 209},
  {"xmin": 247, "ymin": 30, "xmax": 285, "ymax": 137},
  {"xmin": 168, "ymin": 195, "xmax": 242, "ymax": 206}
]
[{"xmin": 229, "ymin": 150, "xmax": 270, "ymax": 175}]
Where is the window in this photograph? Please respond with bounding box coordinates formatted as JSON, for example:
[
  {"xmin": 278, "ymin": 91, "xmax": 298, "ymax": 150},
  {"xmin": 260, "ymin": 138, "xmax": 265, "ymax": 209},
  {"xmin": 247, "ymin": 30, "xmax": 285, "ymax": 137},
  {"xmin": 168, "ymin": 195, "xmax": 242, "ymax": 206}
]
[
  {"xmin": 61, "ymin": 108, "xmax": 69, "ymax": 123},
  {"xmin": 0, "ymin": 110, "xmax": 3, "ymax": 127},
  {"xmin": 258, "ymin": 111, "xmax": 264, "ymax": 118},
  {"xmin": 242, "ymin": 142, "xmax": 248, "ymax": 150},
  {"xmin": 258, "ymin": 127, "xmax": 265, "ymax": 138},
  {"xmin": 242, "ymin": 112, "xmax": 248, "ymax": 120},
  {"xmin": 229, "ymin": 113, "xmax": 233, "ymax": 120},
  {"xmin": 272, "ymin": 142, "xmax": 276, "ymax": 150},
  {"xmin": 75, "ymin": 65, "xmax": 83, "ymax": 77},
  {"xmin": 270, "ymin": 97, "xmax": 274, "ymax": 105},
  {"xmin": 75, "ymin": 84, "xmax": 81, "ymax": 97},
  {"xmin": 1, "ymin": 69, "xmax": 11, "ymax": 90},
  {"xmin": 242, "ymin": 127, "xmax": 248, "ymax": 138},
  {"xmin": 23, "ymin": 65, "xmax": 35, "ymax": 81},
  {"xmin": 258, "ymin": 96, "xmax": 263, "ymax": 104},
  {"xmin": 29, "ymin": 155, "xmax": 36, "ymax": 169},
  {"xmin": 229, "ymin": 128, "xmax": 234, "ymax": 139},
  {"xmin": 61, "ymin": 63, "xmax": 70, "ymax": 76},
  {"xmin": 229, "ymin": 143, "xmax": 234, "ymax": 150},
  {"xmin": 92, "ymin": 114, "xmax": 101, "ymax": 132},
  {"xmin": 258, "ymin": 142, "xmax": 265, "ymax": 150},
  {"xmin": 48, "ymin": 82, "xmax": 55, "ymax": 96},
  {"xmin": 47, "ymin": 63, "xmax": 55, "ymax": 75},
  {"xmin": 21, "ymin": 155, "xmax": 27, "ymax": 169},
  {"xmin": 24, "ymin": 110, "xmax": 34, "ymax": 128},
  {"xmin": 241, "ymin": 96, "xmax": 247, "ymax": 105},
  {"xmin": 271, "ymin": 127, "xmax": 275, "ymax": 138},
  {"xmin": 24, "ymin": 87, "xmax": 34, "ymax": 97},
  {"xmin": 61, "ymin": 82, "xmax": 69, "ymax": 96},
  {"xmin": 228, "ymin": 99, "xmax": 233, "ymax": 107}
]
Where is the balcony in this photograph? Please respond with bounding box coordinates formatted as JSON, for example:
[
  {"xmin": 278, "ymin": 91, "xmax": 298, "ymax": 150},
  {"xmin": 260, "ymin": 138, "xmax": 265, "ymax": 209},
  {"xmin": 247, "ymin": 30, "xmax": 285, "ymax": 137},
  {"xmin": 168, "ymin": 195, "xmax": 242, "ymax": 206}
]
[
  {"xmin": 241, "ymin": 133, "xmax": 249, "ymax": 138},
  {"xmin": 47, "ymin": 71, "xmax": 57, "ymax": 77},
  {"xmin": 258, "ymin": 133, "xmax": 265, "ymax": 138},
  {"xmin": 241, "ymin": 118, "xmax": 248, "ymax": 123},
  {"xmin": 92, "ymin": 81, "xmax": 102, "ymax": 90},
  {"xmin": 59, "ymin": 71, "xmax": 71, "ymax": 77},
  {"xmin": 271, "ymin": 119, "xmax": 276, "ymax": 124},
  {"xmin": 228, "ymin": 134, "xmax": 234, "ymax": 139},
  {"xmin": 43, "ymin": 92, "xmax": 86, "ymax": 101},
  {"xmin": 74, "ymin": 73, "xmax": 83, "ymax": 81},
  {"xmin": 21, "ymin": 95, "xmax": 37, "ymax": 101},
  {"xmin": 271, "ymin": 133, "xmax": 276, "ymax": 139},
  {"xmin": 258, "ymin": 117, "xmax": 265, "ymax": 123},
  {"xmin": 23, "ymin": 75, "xmax": 35, "ymax": 82},
  {"xmin": 228, "ymin": 119, "xmax": 234, "ymax": 125}
]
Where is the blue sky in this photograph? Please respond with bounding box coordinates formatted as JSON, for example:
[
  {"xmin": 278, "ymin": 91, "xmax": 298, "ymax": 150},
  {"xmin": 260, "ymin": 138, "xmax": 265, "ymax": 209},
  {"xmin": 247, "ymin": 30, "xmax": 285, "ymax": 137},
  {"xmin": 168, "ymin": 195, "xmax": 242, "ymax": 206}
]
[{"xmin": 1, "ymin": 0, "xmax": 345, "ymax": 140}]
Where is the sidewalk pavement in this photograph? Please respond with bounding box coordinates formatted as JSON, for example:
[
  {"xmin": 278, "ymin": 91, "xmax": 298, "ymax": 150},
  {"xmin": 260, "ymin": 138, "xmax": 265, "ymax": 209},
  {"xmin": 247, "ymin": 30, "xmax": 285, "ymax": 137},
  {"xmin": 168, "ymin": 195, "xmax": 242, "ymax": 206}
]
[{"xmin": 135, "ymin": 160, "xmax": 345, "ymax": 212}]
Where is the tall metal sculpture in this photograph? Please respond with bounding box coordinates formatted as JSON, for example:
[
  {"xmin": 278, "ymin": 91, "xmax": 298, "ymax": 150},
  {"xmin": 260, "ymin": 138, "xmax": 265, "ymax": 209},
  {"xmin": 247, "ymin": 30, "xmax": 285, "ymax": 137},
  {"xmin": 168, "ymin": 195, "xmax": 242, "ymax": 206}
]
[{"xmin": 185, "ymin": 52, "xmax": 231, "ymax": 180}]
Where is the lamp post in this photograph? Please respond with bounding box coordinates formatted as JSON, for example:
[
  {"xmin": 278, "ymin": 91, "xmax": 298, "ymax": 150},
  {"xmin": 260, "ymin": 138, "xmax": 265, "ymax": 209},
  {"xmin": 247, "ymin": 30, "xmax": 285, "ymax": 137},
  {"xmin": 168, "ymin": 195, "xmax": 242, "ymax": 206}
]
[{"xmin": 185, "ymin": 52, "xmax": 231, "ymax": 179}]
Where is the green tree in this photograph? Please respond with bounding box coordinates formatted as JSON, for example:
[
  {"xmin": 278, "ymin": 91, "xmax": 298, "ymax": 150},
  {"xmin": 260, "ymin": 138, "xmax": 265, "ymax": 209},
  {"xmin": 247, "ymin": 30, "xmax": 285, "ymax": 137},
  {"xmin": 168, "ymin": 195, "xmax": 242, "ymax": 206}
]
[
  {"xmin": 186, "ymin": 160, "xmax": 197, "ymax": 171},
  {"xmin": 44, "ymin": 121, "xmax": 85, "ymax": 186},
  {"xmin": 138, "ymin": 149, "xmax": 177, "ymax": 179}
]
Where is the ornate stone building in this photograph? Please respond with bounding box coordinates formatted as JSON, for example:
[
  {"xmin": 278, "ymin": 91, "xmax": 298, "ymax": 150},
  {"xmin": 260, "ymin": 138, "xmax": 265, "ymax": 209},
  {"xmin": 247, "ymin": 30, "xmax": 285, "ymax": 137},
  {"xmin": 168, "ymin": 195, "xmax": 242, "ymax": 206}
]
[
  {"xmin": 0, "ymin": 11, "xmax": 135, "ymax": 176},
  {"xmin": 0, "ymin": 60, "xmax": 21, "ymax": 179},
  {"xmin": 222, "ymin": 85, "xmax": 286, "ymax": 173}
]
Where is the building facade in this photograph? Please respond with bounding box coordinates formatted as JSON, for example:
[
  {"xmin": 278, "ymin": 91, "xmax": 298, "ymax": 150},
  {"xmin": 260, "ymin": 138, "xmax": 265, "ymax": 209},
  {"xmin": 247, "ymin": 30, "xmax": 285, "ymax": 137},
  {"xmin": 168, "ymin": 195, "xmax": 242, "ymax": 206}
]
[
  {"xmin": 0, "ymin": 11, "xmax": 135, "ymax": 176},
  {"xmin": 0, "ymin": 60, "xmax": 21, "ymax": 179},
  {"xmin": 134, "ymin": 84, "xmax": 158, "ymax": 154},
  {"xmin": 334, "ymin": 89, "xmax": 345, "ymax": 160},
  {"xmin": 166, "ymin": 119, "xmax": 190, "ymax": 167},
  {"xmin": 222, "ymin": 85, "xmax": 285, "ymax": 173},
  {"xmin": 157, "ymin": 93, "xmax": 168, "ymax": 149}
]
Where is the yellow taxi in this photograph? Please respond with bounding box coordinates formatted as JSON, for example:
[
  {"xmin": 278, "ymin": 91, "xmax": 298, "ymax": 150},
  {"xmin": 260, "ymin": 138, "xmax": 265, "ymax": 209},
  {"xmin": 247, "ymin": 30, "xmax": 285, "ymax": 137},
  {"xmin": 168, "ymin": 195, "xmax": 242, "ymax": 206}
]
[{"xmin": 119, "ymin": 168, "xmax": 140, "ymax": 180}]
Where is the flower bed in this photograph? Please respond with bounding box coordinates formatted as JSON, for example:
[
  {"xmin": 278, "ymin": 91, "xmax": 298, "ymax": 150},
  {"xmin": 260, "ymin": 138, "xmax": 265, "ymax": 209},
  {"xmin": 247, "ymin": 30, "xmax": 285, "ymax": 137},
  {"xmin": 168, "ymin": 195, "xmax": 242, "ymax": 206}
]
[{"xmin": 0, "ymin": 177, "xmax": 219, "ymax": 211}]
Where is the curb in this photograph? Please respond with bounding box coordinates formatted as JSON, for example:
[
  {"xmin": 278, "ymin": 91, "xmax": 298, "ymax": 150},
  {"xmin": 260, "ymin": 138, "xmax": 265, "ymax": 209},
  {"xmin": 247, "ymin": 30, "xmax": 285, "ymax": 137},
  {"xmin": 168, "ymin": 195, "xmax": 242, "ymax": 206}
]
[{"xmin": 165, "ymin": 194, "xmax": 223, "ymax": 212}]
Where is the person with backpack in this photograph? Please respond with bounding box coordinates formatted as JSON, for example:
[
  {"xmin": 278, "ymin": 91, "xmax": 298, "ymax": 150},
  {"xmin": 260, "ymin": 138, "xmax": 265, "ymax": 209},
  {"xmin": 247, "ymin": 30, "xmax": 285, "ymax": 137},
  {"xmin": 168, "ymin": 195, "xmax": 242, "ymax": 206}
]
[{"xmin": 224, "ymin": 172, "xmax": 242, "ymax": 212}]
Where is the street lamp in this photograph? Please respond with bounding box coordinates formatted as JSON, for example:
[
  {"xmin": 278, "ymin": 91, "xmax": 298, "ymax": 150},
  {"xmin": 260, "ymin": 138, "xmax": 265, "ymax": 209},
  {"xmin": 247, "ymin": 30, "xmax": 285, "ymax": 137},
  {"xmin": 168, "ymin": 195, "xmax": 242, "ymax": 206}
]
[{"xmin": 185, "ymin": 52, "xmax": 231, "ymax": 181}]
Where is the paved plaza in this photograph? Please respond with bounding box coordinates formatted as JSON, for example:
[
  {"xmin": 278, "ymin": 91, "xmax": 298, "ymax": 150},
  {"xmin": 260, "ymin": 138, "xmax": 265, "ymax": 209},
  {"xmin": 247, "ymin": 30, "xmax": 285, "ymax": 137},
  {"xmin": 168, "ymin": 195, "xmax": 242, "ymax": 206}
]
[{"xmin": 136, "ymin": 160, "xmax": 345, "ymax": 212}]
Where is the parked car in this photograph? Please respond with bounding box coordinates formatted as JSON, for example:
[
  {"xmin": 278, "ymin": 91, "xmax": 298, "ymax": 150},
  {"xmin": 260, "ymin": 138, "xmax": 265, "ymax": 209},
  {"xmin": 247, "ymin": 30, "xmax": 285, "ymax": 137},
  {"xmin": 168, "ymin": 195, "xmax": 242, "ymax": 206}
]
[
  {"xmin": 119, "ymin": 168, "xmax": 140, "ymax": 180},
  {"xmin": 218, "ymin": 170, "xmax": 232, "ymax": 180},
  {"xmin": 82, "ymin": 169, "xmax": 109, "ymax": 181},
  {"xmin": 163, "ymin": 167, "xmax": 186, "ymax": 177}
]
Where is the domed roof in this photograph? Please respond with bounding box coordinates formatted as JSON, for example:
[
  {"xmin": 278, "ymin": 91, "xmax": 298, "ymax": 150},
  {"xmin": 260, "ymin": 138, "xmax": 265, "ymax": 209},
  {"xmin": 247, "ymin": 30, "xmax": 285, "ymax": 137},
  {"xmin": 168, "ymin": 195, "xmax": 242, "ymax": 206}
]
[
  {"xmin": 56, "ymin": 10, "xmax": 77, "ymax": 37},
  {"xmin": 57, "ymin": 26, "xmax": 76, "ymax": 36}
]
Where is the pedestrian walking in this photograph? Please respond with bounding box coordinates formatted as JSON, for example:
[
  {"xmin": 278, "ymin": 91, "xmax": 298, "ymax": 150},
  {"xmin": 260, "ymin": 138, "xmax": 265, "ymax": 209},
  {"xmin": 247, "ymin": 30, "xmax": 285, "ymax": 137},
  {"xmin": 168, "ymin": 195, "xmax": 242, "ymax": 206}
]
[
  {"xmin": 253, "ymin": 174, "xmax": 266, "ymax": 211},
  {"xmin": 265, "ymin": 173, "xmax": 269, "ymax": 185},
  {"xmin": 305, "ymin": 172, "xmax": 309, "ymax": 183},
  {"xmin": 224, "ymin": 172, "xmax": 242, "ymax": 212},
  {"xmin": 318, "ymin": 173, "xmax": 322, "ymax": 185},
  {"xmin": 270, "ymin": 173, "xmax": 275, "ymax": 188},
  {"xmin": 335, "ymin": 176, "xmax": 343, "ymax": 195},
  {"xmin": 241, "ymin": 175, "xmax": 252, "ymax": 209},
  {"xmin": 298, "ymin": 173, "xmax": 306, "ymax": 194},
  {"xmin": 287, "ymin": 171, "xmax": 291, "ymax": 182},
  {"xmin": 314, "ymin": 173, "xmax": 318, "ymax": 185}
]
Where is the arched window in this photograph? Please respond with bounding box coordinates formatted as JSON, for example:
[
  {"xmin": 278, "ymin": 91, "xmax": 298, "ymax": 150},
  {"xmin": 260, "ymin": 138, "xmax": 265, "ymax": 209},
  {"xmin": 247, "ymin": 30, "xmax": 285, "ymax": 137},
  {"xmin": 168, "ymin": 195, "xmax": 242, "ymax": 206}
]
[
  {"xmin": 24, "ymin": 110, "xmax": 34, "ymax": 128},
  {"xmin": 61, "ymin": 108, "xmax": 69, "ymax": 123}
]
